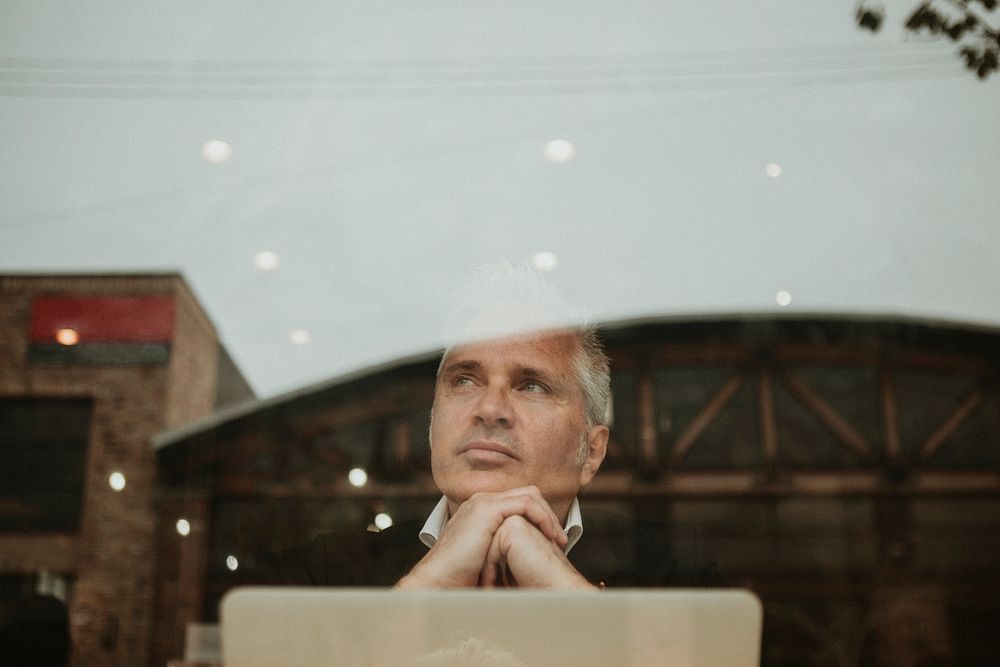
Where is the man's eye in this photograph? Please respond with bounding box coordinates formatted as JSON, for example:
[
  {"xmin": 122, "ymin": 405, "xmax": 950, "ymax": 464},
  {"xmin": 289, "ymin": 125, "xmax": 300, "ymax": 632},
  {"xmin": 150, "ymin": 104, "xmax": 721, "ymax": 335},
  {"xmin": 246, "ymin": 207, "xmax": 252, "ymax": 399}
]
[
  {"xmin": 453, "ymin": 376, "xmax": 474, "ymax": 387},
  {"xmin": 520, "ymin": 381, "xmax": 548, "ymax": 393}
]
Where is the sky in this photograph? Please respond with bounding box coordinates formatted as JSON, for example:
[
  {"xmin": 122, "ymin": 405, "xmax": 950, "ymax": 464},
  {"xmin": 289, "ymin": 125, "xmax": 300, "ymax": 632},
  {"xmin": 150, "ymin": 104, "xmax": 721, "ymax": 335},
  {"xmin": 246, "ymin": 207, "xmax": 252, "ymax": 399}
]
[{"xmin": 2, "ymin": 2, "xmax": 999, "ymax": 398}]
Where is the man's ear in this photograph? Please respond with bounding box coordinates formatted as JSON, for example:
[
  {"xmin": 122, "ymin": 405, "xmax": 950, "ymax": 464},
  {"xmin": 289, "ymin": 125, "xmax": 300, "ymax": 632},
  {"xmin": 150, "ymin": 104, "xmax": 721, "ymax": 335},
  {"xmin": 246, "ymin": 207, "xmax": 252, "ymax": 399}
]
[{"xmin": 578, "ymin": 424, "xmax": 609, "ymax": 487}]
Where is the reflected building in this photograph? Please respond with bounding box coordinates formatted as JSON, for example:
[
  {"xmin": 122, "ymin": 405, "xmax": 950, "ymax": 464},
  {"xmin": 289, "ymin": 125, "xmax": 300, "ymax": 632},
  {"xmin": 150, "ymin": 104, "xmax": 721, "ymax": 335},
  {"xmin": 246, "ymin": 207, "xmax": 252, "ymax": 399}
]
[
  {"xmin": 3, "ymin": 274, "xmax": 1000, "ymax": 665},
  {"xmin": 156, "ymin": 317, "xmax": 1000, "ymax": 666}
]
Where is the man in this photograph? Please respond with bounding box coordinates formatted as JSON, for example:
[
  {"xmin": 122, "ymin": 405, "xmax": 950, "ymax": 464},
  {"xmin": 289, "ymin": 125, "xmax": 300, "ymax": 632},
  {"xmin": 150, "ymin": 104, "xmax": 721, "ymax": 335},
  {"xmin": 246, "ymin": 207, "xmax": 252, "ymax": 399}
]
[
  {"xmin": 395, "ymin": 323, "xmax": 610, "ymax": 590},
  {"xmin": 281, "ymin": 265, "xmax": 718, "ymax": 589}
]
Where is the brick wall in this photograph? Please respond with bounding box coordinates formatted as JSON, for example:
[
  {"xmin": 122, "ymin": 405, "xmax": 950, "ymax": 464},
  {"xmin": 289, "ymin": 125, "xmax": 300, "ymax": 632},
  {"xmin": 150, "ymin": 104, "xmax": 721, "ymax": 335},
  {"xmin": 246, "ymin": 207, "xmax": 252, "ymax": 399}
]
[
  {"xmin": 0, "ymin": 274, "xmax": 233, "ymax": 667},
  {"xmin": 165, "ymin": 281, "xmax": 219, "ymax": 429}
]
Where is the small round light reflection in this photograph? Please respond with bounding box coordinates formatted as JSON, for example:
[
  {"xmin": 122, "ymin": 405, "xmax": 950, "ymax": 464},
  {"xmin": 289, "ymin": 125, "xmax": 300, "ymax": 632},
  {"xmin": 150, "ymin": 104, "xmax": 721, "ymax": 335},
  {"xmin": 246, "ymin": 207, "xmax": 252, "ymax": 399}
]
[
  {"xmin": 253, "ymin": 251, "xmax": 280, "ymax": 271},
  {"xmin": 176, "ymin": 519, "xmax": 191, "ymax": 536},
  {"xmin": 531, "ymin": 252, "xmax": 559, "ymax": 272},
  {"xmin": 348, "ymin": 468, "xmax": 368, "ymax": 488},
  {"xmin": 543, "ymin": 139, "xmax": 576, "ymax": 163},
  {"xmin": 766, "ymin": 163, "xmax": 782, "ymax": 178},
  {"xmin": 289, "ymin": 329, "xmax": 311, "ymax": 345},
  {"xmin": 776, "ymin": 290, "xmax": 792, "ymax": 307},
  {"xmin": 374, "ymin": 513, "xmax": 393, "ymax": 530},
  {"xmin": 226, "ymin": 555, "xmax": 239, "ymax": 572},
  {"xmin": 108, "ymin": 472, "xmax": 126, "ymax": 492},
  {"xmin": 202, "ymin": 140, "xmax": 233, "ymax": 163},
  {"xmin": 56, "ymin": 328, "xmax": 79, "ymax": 346}
]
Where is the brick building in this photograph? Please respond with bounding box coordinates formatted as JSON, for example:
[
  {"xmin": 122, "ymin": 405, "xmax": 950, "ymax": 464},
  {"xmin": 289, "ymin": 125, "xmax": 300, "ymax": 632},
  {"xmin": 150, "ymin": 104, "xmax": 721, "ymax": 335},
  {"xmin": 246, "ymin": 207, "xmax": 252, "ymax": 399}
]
[{"xmin": 0, "ymin": 274, "xmax": 252, "ymax": 667}]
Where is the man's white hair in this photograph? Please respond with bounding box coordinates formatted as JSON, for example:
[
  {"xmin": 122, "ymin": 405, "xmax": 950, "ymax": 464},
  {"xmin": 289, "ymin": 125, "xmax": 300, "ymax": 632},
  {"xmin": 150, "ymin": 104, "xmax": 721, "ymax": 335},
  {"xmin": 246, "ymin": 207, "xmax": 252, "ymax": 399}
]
[
  {"xmin": 442, "ymin": 262, "xmax": 585, "ymax": 349},
  {"xmin": 437, "ymin": 262, "xmax": 610, "ymax": 443}
]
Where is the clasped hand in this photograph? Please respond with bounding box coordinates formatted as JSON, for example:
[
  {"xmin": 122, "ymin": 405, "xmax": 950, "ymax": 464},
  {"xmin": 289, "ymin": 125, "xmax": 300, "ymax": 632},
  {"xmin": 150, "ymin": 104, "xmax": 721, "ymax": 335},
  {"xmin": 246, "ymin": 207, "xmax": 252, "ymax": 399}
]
[{"xmin": 395, "ymin": 486, "xmax": 595, "ymax": 590}]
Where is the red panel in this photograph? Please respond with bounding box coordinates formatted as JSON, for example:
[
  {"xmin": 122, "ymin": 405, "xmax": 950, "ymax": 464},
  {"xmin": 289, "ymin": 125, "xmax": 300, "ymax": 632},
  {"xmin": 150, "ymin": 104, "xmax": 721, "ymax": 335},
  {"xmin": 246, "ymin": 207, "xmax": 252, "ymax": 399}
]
[{"xmin": 29, "ymin": 295, "xmax": 175, "ymax": 343}]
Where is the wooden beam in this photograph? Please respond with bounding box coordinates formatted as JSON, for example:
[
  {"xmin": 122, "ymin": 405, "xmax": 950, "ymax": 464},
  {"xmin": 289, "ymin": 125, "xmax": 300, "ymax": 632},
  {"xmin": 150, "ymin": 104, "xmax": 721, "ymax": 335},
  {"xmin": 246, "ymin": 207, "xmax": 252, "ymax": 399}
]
[
  {"xmin": 0, "ymin": 535, "xmax": 78, "ymax": 573},
  {"xmin": 774, "ymin": 344, "xmax": 877, "ymax": 365},
  {"xmin": 583, "ymin": 470, "xmax": 1000, "ymax": 497},
  {"xmin": 781, "ymin": 372, "xmax": 876, "ymax": 463},
  {"xmin": 758, "ymin": 373, "xmax": 778, "ymax": 466},
  {"xmin": 217, "ymin": 477, "xmax": 441, "ymax": 497},
  {"xmin": 392, "ymin": 417, "xmax": 411, "ymax": 469},
  {"xmin": 880, "ymin": 368, "xmax": 901, "ymax": 463},
  {"xmin": 919, "ymin": 389, "xmax": 985, "ymax": 462},
  {"xmin": 669, "ymin": 373, "xmax": 746, "ymax": 467},
  {"xmin": 608, "ymin": 345, "xmax": 752, "ymax": 371},
  {"xmin": 887, "ymin": 350, "xmax": 992, "ymax": 375},
  {"xmin": 772, "ymin": 344, "xmax": 991, "ymax": 376},
  {"xmin": 212, "ymin": 470, "xmax": 1000, "ymax": 498},
  {"xmin": 637, "ymin": 370, "xmax": 657, "ymax": 470},
  {"xmin": 288, "ymin": 384, "xmax": 433, "ymax": 438},
  {"xmin": 644, "ymin": 344, "xmax": 753, "ymax": 366}
]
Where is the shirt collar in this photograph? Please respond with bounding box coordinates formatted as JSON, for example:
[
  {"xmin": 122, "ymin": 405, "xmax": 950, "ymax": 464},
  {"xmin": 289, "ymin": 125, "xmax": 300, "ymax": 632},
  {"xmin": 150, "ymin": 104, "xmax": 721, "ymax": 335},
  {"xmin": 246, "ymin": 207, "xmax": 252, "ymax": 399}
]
[{"xmin": 419, "ymin": 496, "xmax": 584, "ymax": 555}]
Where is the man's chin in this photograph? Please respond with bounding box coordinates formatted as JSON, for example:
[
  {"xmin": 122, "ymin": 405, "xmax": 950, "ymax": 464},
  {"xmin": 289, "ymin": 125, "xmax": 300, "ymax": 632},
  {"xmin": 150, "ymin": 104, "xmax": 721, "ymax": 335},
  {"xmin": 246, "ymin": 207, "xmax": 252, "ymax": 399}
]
[{"xmin": 447, "ymin": 472, "xmax": 527, "ymax": 500}]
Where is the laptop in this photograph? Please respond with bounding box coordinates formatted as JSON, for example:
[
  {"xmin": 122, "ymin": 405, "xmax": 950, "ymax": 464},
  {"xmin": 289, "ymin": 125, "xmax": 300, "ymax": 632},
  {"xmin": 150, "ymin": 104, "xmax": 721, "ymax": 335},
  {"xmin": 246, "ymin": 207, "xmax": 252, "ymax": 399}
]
[{"xmin": 221, "ymin": 587, "xmax": 762, "ymax": 666}]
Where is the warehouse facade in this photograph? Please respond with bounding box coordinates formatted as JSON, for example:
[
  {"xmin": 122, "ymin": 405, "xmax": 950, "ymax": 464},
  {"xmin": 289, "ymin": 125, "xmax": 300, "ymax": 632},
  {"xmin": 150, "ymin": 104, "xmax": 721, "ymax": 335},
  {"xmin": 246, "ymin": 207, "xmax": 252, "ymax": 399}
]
[{"xmin": 157, "ymin": 315, "xmax": 1000, "ymax": 666}]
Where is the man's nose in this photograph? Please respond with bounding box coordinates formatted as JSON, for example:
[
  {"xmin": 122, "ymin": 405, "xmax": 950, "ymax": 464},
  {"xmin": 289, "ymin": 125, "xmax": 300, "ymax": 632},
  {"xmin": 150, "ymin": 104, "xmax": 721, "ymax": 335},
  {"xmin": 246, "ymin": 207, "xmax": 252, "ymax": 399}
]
[{"xmin": 474, "ymin": 385, "xmax": 513, "ymax": 427}]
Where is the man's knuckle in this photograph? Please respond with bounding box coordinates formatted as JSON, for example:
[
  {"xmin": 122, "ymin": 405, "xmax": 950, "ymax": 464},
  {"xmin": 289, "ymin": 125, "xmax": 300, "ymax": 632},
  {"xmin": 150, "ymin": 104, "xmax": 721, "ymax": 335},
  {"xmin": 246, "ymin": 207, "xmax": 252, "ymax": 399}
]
[{"xmin": 503, "ymin": 515, "xmax": 528, "ymax": 532}]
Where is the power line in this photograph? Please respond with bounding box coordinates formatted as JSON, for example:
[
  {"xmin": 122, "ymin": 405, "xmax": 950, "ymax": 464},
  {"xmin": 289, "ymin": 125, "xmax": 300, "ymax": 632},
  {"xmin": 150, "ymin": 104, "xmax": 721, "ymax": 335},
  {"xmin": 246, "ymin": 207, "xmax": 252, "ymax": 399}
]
[
  {"xmin": 0, "ymin": 43, "xmax": 959, "ymax": 99},
  {"xmin": 0, "ymin": 64, "xmax": 960, "ymax": 99},
  {"xmin": 0, "ymin": 41, "xmax": 952, "ymax": 71}
]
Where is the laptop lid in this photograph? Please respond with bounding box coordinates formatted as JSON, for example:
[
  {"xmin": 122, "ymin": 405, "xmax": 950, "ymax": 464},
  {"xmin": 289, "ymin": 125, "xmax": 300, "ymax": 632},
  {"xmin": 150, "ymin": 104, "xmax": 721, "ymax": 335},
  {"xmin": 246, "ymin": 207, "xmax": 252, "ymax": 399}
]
[{"xmin": 221, "ymin": 587, "xmax": 761, "ymax": 667}]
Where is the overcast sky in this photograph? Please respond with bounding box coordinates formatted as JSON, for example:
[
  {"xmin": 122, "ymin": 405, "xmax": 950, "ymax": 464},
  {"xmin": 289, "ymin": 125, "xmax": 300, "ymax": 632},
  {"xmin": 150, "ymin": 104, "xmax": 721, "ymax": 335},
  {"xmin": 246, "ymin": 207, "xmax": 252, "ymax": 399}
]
[{"xmin": 2, "ymin": 2, "xmax": 999, "ymax": 398}]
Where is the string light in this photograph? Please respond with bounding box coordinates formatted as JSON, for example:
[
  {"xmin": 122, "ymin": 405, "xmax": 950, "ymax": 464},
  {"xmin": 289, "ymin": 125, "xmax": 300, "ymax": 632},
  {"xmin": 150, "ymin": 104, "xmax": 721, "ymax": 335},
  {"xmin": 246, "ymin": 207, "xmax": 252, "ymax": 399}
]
[
  {"xmin": 348, "ymin": 468, "xmax": 368, "ymax": 487},
  {"xmin": 543, "ymin": 139, "xmax": 575, "ymax": 163},
  {"xmin": 531, "ymin": 252, "xmax": 559, "ymax": 272},
  {"xmin": 202, "ymin": 140, "xmax": 233, "ymax": 163},
  {"xmin": 108, "ymin": 472, "xmax": 126, "ymax": 492},
  {"xmin": 253, "ymin": 251, "xmax": 280, "ymax": 271},
  {"xmin": 55, "ymin": 328, "xmax": 79, "ymax": 346},
  {"xmin": 289, "ymin": 329, "xmax": 311, "ymax": 345}
]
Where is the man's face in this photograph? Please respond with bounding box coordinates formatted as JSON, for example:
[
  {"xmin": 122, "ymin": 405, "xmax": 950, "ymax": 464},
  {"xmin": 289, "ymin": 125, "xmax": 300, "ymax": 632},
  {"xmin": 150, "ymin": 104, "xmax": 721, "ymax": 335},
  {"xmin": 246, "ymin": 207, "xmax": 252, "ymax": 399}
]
[{"xmin": 429, "ymin": 331, "xmax": 607, "ymax": 519}]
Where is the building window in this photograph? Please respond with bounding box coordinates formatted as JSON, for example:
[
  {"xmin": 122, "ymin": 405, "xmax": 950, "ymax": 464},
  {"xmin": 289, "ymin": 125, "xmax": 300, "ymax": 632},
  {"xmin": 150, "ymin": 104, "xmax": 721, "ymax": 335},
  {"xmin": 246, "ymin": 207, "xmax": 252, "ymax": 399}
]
[{"xmin": 0, "ymin": 398, "xmax": 92, "ymax": 533}]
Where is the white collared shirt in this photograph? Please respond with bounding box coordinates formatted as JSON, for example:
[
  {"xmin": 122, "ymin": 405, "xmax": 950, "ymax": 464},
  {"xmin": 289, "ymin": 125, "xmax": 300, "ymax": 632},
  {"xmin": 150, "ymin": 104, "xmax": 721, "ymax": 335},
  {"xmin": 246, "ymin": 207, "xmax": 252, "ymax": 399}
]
[{"xmin": 418, "ymin": 496, "xmax": 584, "ymax": 555}]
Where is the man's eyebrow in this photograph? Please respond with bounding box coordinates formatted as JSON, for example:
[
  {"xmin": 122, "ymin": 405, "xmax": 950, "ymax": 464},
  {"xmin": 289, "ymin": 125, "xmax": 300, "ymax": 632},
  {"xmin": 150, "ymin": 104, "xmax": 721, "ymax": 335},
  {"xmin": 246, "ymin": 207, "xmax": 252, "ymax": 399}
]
[
  {"xmin": 515, "ymin": 365, "xmax": 561, "ymax": 385},
  {"xmin": 441, "ymin": 359, "xmax": 481, "ymax": 375}
]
